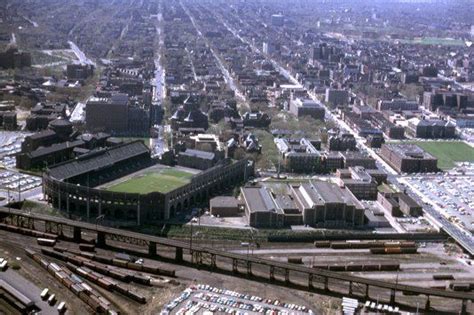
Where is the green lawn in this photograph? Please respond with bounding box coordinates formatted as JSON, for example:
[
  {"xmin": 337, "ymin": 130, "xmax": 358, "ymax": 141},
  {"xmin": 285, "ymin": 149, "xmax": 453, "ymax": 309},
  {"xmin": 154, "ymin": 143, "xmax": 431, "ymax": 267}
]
[
  {"xmin": 411, "ymin": 141, "xmax": 474, "ymax": 169},
  {"xmin": 398, "ymin": 37, "xmax": 465, "ymax": 47},
  {"xmin": 107, "ymin": 168, "xmax": 194, "ymax": 194}
]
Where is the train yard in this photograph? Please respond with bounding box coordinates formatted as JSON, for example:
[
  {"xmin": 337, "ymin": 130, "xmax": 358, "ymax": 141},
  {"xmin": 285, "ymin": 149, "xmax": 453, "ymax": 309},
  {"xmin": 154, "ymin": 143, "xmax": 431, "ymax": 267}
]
[
  {"xmin": 0, "ymin": 210, "xmax": 330, "ymax": 314},
  {"xmin": 0, "ymin": 207, "xmax": 473, "ymax": 314}
]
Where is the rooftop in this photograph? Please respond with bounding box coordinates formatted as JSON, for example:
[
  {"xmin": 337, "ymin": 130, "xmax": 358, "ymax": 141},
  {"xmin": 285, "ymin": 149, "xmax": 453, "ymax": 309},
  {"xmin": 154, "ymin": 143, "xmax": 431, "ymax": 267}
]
[
  {"xmin": 210, "ymin": 196, "xmax": 240, "ymax": 208},
  {"xmin": 383, "ymin": 144, "xmax": 436, "ymax": 160},
  {"xmin": 47, "ymin": 141, "xmax": 149, "ymax": 181},
  {"xmin": 180, "ymin": 149, "xmax": 215, "ymax": 160}
]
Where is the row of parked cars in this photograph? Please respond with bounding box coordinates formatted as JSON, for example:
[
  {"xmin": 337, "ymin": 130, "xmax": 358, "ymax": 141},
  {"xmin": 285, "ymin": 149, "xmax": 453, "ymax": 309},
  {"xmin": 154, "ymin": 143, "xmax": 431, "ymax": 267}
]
[{"xmin": 0, "ymin": 170, "xmax": 41, "ymax": 192}]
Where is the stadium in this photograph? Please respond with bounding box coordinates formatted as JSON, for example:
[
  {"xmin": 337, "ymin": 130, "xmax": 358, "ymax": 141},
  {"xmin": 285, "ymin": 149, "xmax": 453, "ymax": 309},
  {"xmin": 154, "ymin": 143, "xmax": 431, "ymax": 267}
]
[{"xmin": 42, "ymin": 141, "xmax": 251, "ymax": 224}]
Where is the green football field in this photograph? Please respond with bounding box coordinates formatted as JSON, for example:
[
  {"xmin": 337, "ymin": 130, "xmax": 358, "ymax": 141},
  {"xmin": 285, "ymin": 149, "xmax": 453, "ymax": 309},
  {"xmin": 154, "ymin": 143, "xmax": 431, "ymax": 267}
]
[
  {"xmin": 106, "ymin": 168, "xmax": 194, "ymax": 194},
  {"xmin": 411, "ymin": 141, "xmax": 474, "ymax": 169}
]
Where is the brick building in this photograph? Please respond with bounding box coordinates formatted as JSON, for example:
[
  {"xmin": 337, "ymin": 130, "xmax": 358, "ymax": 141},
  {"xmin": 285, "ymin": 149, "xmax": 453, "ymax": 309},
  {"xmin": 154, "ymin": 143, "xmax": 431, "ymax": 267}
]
[{"xmin": 380, "ymin": 144, "xmax": 438, "ymax": 173}]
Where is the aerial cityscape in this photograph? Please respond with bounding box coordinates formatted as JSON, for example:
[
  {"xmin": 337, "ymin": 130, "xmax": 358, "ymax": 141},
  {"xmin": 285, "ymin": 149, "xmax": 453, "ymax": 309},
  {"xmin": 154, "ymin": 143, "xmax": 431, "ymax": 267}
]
[{"xmin": 0, "ymin": 0, "xmax": 473, "ymax": 313}]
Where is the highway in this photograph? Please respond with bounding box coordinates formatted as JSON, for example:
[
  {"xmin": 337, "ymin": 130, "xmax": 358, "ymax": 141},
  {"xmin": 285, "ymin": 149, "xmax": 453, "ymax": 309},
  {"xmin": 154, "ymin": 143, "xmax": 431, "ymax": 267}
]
[{"xmin": 68, "ymin": 41, "xmax": 95, "ymax": 66}]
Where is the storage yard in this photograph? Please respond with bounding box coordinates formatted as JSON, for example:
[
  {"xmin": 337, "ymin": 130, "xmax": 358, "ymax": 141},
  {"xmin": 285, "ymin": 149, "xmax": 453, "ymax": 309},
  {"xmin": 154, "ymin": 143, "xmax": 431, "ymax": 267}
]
[
  {"xmin": 0, "ymin": 223, "xmax": 331, "ymax": 314},
  {"xmin": 232, "ymin": 240, "xmax": 474, "ymax": 289},
  {"xmin": 0, "ymin": 208, "xmax": 473, "ymax": 314}
]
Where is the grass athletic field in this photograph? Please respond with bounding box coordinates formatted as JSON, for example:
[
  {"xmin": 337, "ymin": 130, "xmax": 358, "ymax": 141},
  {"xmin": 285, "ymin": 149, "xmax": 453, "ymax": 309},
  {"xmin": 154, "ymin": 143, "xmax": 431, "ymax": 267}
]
[
  {"xmin": 398, "ymin": 37, "xmax": 465, "ymax": 46},
  {"xmin": 411, "ymin": 141, "xmax": 474, "ymax": 169},
  {"xmin": 106, "ymin": 168, "xmax": 194, "ymax": 194}
]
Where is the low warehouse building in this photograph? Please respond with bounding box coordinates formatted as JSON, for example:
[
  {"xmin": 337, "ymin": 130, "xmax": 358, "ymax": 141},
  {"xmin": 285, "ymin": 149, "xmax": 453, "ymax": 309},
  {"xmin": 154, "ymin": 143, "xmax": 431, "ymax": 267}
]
[
  {"xmin": 240, "ymin": 181, "xmax": 365, "ymax": 228},
  {"xmin": 209, "ymin": 196, "xmax": 240, "ymax": 217}
]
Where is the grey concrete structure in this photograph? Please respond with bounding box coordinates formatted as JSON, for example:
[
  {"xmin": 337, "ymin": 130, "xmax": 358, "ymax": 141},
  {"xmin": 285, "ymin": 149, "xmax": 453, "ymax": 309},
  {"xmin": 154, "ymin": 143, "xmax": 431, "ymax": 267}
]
[{"xmin": 43, "ymin": 141, "xmax": 252, "ymax": 224}]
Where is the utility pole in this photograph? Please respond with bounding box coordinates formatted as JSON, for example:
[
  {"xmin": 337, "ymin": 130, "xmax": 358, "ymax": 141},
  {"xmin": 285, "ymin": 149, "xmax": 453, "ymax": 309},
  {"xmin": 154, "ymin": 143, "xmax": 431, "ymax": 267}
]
[
  {"xmin": 7, "ymin": 186, "xmax": 10, "ymax": 214},
  {"xmin": 190, "ymin": 219, "xmax": 194, "ymax": 263},
  {"xmin": 96, "ymin": 214, "xmax": 105, "ymax": 230},
  {"xmin": 277, "ymin": 153, "xmax": 281, "ymax": 178},
  {"xmin": 18, "ymin": 179, "xmax": 21, "ymax": 201},
  {"xmin": 243, "ymin": 159, "xmax": 247, "ymax": 182}
]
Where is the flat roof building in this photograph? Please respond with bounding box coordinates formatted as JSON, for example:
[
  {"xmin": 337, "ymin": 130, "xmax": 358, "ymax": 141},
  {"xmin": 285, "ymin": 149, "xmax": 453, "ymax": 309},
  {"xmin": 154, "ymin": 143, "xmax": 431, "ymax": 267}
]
[
  {"xmin": 407, "ymin": 118, "xmax": 456, "ymax": 139},
  {"xmin": 241, "ymin": 181, "xmax": 365, "ymax": 228},
  {"xmin": 380, "ymin": 144, "xmax": 438, "ymax": 173},
  {"xmin": 289, "ymin": 98, "xmax": 325, "ymax": 120},
  {"xmin": 274, "ymin": 138, "xmax": 322, "ymax": 173},
  {"xmin": 177, "ymin": 148, "xmax": 218, "ymax": 170},
  {"xmin": 210, "ymin": 196, "xmax": 241, "ymax": 217},
  {"xmin": 336, "ymin": 166, "xmax": 387, "ymax": 200},
  {"xmin": 377, "ymin": 191, "xmax": 422, "ymax": 217}
]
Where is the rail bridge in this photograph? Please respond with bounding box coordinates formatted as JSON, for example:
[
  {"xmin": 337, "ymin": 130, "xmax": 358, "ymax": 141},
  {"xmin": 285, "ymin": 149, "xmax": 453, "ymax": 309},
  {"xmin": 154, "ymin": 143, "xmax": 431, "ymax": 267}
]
[{"xmin": 0, "ymin": 207, "xmax": 472, "ymax": 313}]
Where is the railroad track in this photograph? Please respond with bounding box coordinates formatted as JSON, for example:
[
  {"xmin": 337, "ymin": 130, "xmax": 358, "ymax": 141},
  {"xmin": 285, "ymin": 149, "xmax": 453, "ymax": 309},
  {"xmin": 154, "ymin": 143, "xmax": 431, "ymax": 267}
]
[{"xmin": 0, "ymin": 207, "xmax": 472, "ymax": 313}]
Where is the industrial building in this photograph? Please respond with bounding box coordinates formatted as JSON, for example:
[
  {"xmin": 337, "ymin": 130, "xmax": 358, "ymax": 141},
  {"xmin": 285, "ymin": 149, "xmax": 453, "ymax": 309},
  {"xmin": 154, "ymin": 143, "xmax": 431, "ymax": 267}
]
[
  {"xmin": 240, "ymin": 181, "xmax": 365, "ymax": 228},
  {"xmin": 209, "ymin": 196, "xmax": 241, "ymax": 217}
]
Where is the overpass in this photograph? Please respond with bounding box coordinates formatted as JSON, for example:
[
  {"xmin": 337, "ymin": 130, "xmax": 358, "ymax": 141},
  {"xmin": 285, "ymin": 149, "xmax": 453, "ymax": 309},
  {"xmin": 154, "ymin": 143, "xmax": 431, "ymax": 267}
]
[{"xmin": 0, "ymin": 207, "xmax": 472, "ymax": 313}]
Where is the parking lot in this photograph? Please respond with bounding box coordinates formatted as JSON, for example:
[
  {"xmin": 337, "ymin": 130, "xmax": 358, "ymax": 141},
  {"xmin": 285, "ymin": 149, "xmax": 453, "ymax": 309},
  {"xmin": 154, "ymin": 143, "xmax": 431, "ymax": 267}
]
[
  {"xmin": 0, "ymin": 170, "xmax": 42, "ymax": 192},
  {"xmin": 446, "ymin": 161, "xmax": 474, "ymax": 176},
  {"xmin": 0, "ymin": 132, "xmax": 42, "ymax": 200},
  {"xmin": 403, "ymin": 173, "xmax": 474, "ymax": 234},
  {"xmin": 162, "ymin": 284, "xmax": 313, "ymax": 315},
  {"xmin": 0, "ymin": 131, "xmax": 30, "ymax": 168}
]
